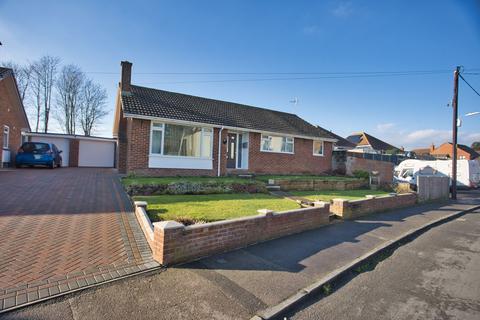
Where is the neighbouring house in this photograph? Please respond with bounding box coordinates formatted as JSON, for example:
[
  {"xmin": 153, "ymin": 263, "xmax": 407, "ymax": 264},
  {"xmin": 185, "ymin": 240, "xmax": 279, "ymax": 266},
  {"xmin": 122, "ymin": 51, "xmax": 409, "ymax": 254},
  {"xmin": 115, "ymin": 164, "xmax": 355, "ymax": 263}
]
[
  {"xmin": 0, "ymin": 67, "xmax": 30, "ymax": 167},
  {"xmin": 346, "ymin": 132, "xmax": 399, "ymax": 154},
  {"xmin": 113, "ymin": 61, "xmax": 337, "ymax": 176},
  {"xmin": 428, "ymin": 142, "xmax": 479, "ymax": 160},
  {"xmin": 411, "ymin": 144, "xmax": 436, "ymax": 160},
  {"xmin": 325, "ymin": 129, "xmax": 356, "ymax": 151}
]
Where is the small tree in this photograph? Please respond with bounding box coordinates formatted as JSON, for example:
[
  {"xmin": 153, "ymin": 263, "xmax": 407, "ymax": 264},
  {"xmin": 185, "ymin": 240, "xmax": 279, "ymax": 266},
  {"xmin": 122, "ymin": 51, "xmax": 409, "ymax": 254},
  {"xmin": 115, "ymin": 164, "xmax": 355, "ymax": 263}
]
[
  {"xmin": 55, "ymin": 64, "xmax": 85, "ymax": 135},
  {"xmin": 79, "ymin": 79, "xmax": 108, "ymax": 136},
  {"xmin": 472, "ymin": 141, "xmax": 480, "ymax": 152}
]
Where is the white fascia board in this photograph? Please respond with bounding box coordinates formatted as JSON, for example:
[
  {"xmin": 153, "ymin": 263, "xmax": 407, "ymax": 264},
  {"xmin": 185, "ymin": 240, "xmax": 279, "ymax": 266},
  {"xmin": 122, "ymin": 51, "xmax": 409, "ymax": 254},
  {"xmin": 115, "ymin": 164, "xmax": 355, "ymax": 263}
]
[
  {"xmin": 123, "ymin": 113, "xmax": 337, "ymax": 143},
  {"xmin": 25, "ymin": 132, "xmax": 116, "ymax": 142}
]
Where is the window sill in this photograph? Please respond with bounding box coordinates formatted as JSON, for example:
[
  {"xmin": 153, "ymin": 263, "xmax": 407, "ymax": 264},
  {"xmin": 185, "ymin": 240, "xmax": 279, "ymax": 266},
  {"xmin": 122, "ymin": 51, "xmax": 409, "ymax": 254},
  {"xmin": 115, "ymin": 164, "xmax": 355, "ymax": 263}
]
[
  {"xmin": 260, "ymin": 150, "xmax": 294, "ymax": 155},
  {"xmin": 149, "ymin": 154, "xmax": 213, "ymax": 160}
]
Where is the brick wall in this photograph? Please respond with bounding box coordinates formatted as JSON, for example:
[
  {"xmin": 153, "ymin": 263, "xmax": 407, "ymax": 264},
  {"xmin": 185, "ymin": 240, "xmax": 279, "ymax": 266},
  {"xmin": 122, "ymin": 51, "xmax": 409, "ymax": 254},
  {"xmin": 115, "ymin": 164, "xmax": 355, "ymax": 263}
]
[
  {"xmin": 118, "ymin": 117, "xmax": 333, "ymax": 176},
  {"xmin": 346, "ymin": 156, "xmax": 394, "ymax": 185},
  {"xmin": 142, "ymin": 203, "xmax": 330, "ymax": 265},
  {"xmin": 331, "ymin": 193, "xmax": 417, "ymax": 219},
  {"xmin": 0, "ymin": 71, "xmax": 30, "ymax": 166},
  {"xmin": 271, "ymin": 179, "xmax": 367, "ymax": 191},
  {"xmin": 248, "ymin": 132, "xmax": 333, "ymax": 174}
]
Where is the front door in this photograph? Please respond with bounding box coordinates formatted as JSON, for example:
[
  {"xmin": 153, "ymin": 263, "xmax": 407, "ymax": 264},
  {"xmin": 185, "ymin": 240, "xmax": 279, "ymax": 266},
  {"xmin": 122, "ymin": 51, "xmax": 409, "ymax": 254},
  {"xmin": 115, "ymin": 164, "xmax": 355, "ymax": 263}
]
[{"xmin": 226, "ymin": 133, "xmax": 237, "ymax": 169}]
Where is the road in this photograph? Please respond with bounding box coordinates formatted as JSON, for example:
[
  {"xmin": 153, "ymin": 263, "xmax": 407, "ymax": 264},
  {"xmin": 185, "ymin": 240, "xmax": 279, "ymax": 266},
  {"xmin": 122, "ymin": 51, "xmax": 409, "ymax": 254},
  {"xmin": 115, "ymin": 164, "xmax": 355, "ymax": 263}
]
[{"xmin": 286, "ymin": 209, "xmax": 480, "ymax": 320}]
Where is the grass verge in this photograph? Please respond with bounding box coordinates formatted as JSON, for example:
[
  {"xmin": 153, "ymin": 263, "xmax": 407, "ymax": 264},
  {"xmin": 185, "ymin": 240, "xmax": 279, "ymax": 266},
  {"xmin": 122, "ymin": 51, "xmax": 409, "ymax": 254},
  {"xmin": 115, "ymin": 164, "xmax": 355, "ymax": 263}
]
[{"xmin": 134, "ymin": 193, "xmax": 300, "ymax": 224}]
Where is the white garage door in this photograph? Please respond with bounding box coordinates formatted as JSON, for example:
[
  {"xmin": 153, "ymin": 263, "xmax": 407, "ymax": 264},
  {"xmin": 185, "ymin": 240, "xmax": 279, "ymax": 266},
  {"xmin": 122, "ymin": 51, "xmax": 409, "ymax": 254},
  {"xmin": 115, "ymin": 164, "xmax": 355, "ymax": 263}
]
[
  {"xmin": 30, "ymin": 136, "xmax": 70, "ymax": 167},
  {"xmin": 78, "ymin": 140, "xmax": 115, "ymax": 167}
]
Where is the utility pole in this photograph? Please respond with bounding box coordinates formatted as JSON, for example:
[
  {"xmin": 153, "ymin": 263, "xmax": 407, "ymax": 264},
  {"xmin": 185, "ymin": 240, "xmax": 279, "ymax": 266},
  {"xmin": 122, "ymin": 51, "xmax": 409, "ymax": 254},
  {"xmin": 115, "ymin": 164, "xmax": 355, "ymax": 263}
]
[{"xmin": 451, "ymin": 66, "xmax": 460, "ymax": 200}]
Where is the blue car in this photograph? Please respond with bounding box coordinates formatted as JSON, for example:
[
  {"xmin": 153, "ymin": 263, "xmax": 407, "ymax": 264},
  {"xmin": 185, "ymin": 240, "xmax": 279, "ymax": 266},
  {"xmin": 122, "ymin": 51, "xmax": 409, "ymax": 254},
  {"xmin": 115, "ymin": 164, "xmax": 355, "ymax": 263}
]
[{"xmin": 15, "ymin": 142, "xmax": 63, "ymax": 169}]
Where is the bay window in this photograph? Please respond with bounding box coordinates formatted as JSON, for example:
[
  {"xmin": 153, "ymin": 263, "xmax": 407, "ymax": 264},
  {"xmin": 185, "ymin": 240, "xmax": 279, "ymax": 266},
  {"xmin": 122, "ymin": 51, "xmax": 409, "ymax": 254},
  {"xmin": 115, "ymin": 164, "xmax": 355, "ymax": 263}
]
[
  {"xmin": 260, "ymin": 134, "xmax": 294, "ymax": 153},
  {"xmin": 150, "ymin": 122, "xmax": 213, "ymax": 158},
  {"xmin": 313, "ymin": 140, "xmax": 324, "ymax": 156}
]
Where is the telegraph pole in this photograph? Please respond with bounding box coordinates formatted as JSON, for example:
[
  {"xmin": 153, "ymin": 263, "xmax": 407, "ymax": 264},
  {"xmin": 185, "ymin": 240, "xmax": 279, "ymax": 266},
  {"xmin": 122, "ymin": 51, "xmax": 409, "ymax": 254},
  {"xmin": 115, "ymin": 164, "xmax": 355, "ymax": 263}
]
[{"xmin": 451, "ymin": 66, "xmax": 460, "ymax": 200}]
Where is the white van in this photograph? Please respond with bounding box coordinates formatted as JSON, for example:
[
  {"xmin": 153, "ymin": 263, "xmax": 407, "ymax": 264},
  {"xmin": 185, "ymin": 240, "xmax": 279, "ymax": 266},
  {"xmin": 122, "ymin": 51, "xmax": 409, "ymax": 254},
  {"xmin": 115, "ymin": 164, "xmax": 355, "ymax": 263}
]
[{"xmin": 395, "ymin": 159, "xmax": 480, "ymax": 189}]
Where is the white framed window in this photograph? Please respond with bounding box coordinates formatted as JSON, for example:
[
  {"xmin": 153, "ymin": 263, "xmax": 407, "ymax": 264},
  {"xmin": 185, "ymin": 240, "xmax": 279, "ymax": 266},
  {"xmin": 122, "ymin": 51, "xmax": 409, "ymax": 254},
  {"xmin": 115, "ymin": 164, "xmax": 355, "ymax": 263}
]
[
  {"xmin": 260, "ymin": 134, "xmax": 294, "ymax": 154},
  {"xmin": 313, "ymin": 140, "xmax": 324, "ymax": 156},
  {"xmin": 150, "ymin": 122, "xmax": 213, "ymax": 158},
  {"xmin": 3, "ymin": 126, "xmax": 9, "ymax": 149}
]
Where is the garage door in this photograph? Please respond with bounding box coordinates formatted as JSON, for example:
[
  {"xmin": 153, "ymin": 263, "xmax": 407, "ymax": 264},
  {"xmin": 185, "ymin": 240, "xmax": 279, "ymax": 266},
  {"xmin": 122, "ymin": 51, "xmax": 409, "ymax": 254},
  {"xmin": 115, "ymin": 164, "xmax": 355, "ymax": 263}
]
[
  {"xmin": 30, "ymin": 136, "xmax": 70, "ymax": 167},
  {"xmin": 78, "ymin": 140, "xmax": 115, "ymax": 167}
]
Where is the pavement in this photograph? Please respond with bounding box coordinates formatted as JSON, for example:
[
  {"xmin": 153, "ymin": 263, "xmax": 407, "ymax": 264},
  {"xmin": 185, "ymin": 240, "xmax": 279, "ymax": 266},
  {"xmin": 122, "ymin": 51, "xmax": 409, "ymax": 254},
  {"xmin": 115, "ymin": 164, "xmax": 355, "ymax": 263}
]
[
  {"xmin": 2, "ymin": 190, "xmax": 479, "ymax": 319},
  {"xmin": 285, "ymin": 208, "xmax": 480, "ymax": 320},
  {"xmin": 0, "ymin": 168, "xmax": 159, "ymax": 312}
]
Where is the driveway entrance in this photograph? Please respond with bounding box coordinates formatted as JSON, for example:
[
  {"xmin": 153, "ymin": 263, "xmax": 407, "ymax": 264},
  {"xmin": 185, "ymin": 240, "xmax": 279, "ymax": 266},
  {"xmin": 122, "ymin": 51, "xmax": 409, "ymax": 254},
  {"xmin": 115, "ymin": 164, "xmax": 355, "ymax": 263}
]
[{"xmin": 0, "ymin": 168, "xmax": 159, "ymax": 312}]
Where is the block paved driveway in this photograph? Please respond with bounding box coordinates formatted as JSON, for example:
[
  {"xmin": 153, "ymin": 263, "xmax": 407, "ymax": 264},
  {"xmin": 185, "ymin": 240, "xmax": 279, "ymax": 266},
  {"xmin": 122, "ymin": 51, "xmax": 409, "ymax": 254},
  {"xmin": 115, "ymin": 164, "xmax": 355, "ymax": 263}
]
[{"xmin": 0, "ymin": 168, "xmax": 159, "ymax": 312}]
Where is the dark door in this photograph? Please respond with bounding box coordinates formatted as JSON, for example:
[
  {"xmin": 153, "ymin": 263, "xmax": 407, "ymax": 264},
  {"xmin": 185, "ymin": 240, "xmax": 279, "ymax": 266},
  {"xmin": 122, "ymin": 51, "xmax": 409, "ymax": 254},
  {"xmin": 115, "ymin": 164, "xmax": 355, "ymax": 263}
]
[{"xmin": 226, "ymin": 133, "xmax": 237, "ymax": 169}]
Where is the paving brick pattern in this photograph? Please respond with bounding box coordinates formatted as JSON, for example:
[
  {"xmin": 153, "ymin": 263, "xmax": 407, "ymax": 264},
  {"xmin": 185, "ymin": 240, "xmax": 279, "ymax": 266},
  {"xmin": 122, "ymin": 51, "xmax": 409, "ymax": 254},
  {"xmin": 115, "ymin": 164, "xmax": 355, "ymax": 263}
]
[{"xmin": 0, "ymin": 168, "xmax": 160, "ymax": 312}]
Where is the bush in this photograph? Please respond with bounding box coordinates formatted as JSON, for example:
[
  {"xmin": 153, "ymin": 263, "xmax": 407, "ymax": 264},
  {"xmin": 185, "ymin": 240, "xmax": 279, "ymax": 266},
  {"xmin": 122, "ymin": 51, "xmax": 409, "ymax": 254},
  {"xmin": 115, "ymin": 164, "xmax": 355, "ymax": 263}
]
[
  {"xmin": 352, "ymin": 170, "xmax": 370, "ymax": 180},
  {"xmin": 125, "ymin": 180, "xmax": 267, "ymax": 196}
]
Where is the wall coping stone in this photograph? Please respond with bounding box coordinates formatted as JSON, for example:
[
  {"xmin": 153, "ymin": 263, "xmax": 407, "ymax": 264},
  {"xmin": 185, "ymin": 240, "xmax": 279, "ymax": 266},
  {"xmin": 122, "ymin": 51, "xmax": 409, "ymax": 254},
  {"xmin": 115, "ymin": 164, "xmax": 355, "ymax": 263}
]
[
  {"xmin": 153, "ymin": 220, "xmax": 184, "ymax": 230},
  {"xmin": 134, "ymin": 201, "xmax": 148, "ymax": 208}
]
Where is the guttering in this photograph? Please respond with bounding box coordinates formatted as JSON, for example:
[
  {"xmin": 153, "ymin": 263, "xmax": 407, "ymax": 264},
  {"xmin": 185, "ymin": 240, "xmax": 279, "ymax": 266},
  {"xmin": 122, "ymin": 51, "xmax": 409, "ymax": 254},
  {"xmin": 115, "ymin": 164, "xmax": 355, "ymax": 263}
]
[
  {"xmin": 217, "ymin": 127, "xmax": 225, "ymax": 176},
  {"xmin": 123, "ymin": 113, "xmax": 338, "ymax": 143},
  {"xmin": 25, "ymin": 132, "xmax": 116, "ymax": 142}
]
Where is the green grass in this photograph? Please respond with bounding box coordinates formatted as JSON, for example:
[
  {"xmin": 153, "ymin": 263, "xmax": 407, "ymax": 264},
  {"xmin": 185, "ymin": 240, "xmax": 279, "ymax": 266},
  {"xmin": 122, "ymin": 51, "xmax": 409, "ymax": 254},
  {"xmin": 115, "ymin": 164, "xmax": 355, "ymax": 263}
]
[
  {"xmin": 134, "ymin": 193, "xmax": 300, "ymax": 224},
  {"xmin": 122, "ymin": 176, "xmax": 253, "ymax": 186},
  {"xmin": 291, "ymin": 190, "xmax": 390, "ymax": 202},
  {"xmin": 255, "ymin": 175, "xmax": 363, "ymax": 182}
]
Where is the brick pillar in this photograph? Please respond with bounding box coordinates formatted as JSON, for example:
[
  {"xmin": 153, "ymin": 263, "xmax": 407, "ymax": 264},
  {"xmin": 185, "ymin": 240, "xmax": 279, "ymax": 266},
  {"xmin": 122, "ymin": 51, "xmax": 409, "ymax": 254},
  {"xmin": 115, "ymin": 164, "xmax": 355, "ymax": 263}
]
[
  {"xmin": 330, "ymin": 198, "xmax": 350, "ymax": 219},
  {"xmin": 152, "ymin": 221, "xmax": 185, "ymax": 265},
  {"xmin": 69, "ymin": 139, "xmax": 79, "ymax": 167}
]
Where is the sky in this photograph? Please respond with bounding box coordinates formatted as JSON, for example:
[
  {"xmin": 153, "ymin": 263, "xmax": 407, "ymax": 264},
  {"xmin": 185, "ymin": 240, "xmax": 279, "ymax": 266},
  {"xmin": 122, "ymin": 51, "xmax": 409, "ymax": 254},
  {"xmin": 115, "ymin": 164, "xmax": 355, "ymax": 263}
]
[{"xmin": 1, "ymin": 0, "xmax": 479, "ymax": 149}]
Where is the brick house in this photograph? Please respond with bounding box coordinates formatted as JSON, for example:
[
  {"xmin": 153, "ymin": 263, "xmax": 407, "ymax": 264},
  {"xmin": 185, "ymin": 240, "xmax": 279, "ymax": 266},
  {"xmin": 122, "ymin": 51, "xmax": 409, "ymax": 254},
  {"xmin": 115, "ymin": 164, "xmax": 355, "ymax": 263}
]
[
  {"xmin": 113, "ymin": 61, "xmax": 337, "ymax": 176},
  {"xmin": 0, "ymin": 67, "xmax": 30, "ymax": 167},
  {"xmin": 429, "ymin": 142, "xmax": 479, "ymax": 160}
]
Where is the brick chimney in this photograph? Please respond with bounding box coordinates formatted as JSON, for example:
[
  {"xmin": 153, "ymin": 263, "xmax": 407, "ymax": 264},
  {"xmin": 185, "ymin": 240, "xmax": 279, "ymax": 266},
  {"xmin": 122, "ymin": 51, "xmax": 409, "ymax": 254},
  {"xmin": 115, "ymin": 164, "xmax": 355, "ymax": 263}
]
[{"xmin": 120, "ymin": 61, "xmax": 132, "ymax": 93}]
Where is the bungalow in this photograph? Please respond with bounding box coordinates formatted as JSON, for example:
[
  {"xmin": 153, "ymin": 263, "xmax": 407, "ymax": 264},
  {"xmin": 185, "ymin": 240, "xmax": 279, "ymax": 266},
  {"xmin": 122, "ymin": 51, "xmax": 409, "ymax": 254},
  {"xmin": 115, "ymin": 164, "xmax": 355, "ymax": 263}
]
[
  {"xmin": 0, "ymin": 67, "xmax": 30, "ymax": 167},
  {"xmin": 346, "ymin": 132, "xmax": 399, "ymax": 154},
  {"xmin": 113, "ymin": 61, "xmax": 337, "ymax": 176}
]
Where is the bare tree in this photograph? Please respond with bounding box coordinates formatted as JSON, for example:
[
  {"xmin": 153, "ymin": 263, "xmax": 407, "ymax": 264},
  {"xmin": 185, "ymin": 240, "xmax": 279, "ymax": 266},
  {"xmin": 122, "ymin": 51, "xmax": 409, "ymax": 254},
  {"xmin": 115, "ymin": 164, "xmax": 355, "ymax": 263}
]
[
  {"xmin": 31, "ymin": 56, "xmax": 60, "ymax": 132},
  {"xmin": 79, "ymin": 79, "xmax": 108, "ymax": 136},
  {"xmin": 56, "ymin": 64, "xmax": 85, "ymax": 135},
  {"xmin": 1, "ymin": 61, "xmax": 33, "ymax": 103}
]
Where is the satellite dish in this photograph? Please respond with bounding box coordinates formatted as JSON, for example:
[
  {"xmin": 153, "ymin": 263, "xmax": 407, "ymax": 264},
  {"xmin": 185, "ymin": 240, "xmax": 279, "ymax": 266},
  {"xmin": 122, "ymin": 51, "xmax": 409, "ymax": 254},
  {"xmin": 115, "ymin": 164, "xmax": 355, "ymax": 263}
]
[{"xmin": 289, "ymin": 97, "xmax": 299, "ymax": 107}]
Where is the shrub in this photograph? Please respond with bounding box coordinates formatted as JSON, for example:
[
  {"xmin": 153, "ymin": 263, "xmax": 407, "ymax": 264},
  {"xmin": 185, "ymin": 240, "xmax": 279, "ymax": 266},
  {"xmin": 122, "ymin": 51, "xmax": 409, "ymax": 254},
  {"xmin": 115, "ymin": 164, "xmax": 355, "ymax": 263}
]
[{"xmin": 352, "ymin": 170, "xmax": 370, "ymax": 180}]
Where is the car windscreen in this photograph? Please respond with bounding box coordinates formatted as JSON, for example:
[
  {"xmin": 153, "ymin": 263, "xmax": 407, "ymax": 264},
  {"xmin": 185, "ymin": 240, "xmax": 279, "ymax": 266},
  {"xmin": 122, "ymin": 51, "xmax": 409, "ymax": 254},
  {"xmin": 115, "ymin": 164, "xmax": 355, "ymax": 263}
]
[{"xmin": 22, "ymin": 142, "xmax": 50, "ymax": 153}]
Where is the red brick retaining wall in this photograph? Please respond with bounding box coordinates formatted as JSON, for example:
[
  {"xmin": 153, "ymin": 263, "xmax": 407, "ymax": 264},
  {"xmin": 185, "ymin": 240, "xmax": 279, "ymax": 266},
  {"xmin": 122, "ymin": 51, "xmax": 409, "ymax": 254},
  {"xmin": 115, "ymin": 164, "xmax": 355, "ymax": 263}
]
[
  {"xmin": 271, "ymin": 178, "xmax": 367, "ymax": 191},
  {"xmin": 331, "ymin": 193, "xmax": 417, "ymax": 219},
  {"xmin": 137, "ymin": 203, "xmax": 330, "ymax": 265}
]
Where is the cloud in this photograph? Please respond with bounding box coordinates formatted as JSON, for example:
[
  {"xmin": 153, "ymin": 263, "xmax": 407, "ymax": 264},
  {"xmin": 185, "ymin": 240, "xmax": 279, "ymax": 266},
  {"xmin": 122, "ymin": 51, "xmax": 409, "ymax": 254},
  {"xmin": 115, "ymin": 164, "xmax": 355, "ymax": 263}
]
[
  {"xmin": 303, "ymin": 25, "xmax": 322, "ymax": 35},
  {"xmin": 331, "ymin": 1, "xmax": 354, "ymax": 18},
  {"xmin": 376, "ymin": 123, "xmax": 395, "ymax": 132}
]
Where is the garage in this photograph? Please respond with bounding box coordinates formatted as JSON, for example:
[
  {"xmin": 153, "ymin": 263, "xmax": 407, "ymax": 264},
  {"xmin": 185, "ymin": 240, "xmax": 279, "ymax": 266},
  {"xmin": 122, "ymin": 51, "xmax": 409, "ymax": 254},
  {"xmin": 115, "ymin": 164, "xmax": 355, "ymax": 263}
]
[
  {"xmin": 79, "ymin": 139, "xmax": 115, "ymax": 167},
  {"xmin": 26, "ymin": 133, "xmax": 116, "ymax": 168}
]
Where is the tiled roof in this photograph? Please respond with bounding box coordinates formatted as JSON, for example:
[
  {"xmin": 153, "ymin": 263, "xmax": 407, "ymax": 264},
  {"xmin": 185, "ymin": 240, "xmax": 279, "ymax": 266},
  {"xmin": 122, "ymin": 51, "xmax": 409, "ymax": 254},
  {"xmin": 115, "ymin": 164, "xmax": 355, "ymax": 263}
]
[
  {"xmin": 347, "ymin": 132, "xmax": 398, "ymax": 151},
  {"xmin": 121, "ymin": 85, "xmax": 335, "ymax": 140},
  {"xmin": 326, "ymin": 130, "xmax": 356, "ymax": 148}
]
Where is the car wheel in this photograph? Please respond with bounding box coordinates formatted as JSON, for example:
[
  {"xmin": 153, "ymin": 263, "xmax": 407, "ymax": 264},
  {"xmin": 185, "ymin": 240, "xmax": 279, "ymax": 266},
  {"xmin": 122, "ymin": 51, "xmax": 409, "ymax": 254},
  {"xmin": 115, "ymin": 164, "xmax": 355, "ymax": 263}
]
[{"xmin": 15, "ymin": 164, "xmax": 20, "ymax": 168}]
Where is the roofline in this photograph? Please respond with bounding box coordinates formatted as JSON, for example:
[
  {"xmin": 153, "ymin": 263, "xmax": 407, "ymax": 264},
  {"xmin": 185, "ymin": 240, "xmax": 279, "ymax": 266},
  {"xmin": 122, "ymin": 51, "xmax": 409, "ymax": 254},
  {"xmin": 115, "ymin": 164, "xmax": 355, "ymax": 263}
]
[
  {"xmin": 123, "ymin": 113, "xmax": 337, "ymax": 142},
  {"xmin": 25, "ymin": 132, "xmax": 116, "ymax": 142}
]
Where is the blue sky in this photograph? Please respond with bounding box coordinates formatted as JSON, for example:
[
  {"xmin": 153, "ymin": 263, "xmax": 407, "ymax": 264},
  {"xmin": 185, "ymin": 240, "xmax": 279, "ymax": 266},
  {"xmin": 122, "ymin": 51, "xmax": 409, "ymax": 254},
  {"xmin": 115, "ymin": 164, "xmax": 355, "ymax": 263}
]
[{"xmin": 1, "ymin": 0, "xmax": 479, "ymax": 149}]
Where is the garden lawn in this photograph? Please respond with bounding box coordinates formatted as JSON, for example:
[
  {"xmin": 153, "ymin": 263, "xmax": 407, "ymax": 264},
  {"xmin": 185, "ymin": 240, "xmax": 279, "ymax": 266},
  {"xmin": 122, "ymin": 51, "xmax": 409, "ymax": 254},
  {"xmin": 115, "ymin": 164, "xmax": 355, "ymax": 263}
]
[
  {"xmin": 291, "ymin": 190, "xmax": 390, "ymax": 202},
  {"xmin": 134, "ymin": 193, "xmax": 300, "ymax": 224}
]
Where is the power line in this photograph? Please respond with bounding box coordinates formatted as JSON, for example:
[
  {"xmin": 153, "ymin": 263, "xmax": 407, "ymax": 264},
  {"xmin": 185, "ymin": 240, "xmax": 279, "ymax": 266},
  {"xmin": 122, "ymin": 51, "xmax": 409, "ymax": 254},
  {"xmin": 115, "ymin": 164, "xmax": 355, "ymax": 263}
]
[
  {"xmin": 135, "ymin": 71, "xmax": 450, "ymax": 85},
  {"xmin": 459, "ymin": 74, "xmax": 480, "ymax": 98},
  {"xmin": 86, "ymin": 69, "xmax": 455, "ymax": 75}
]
